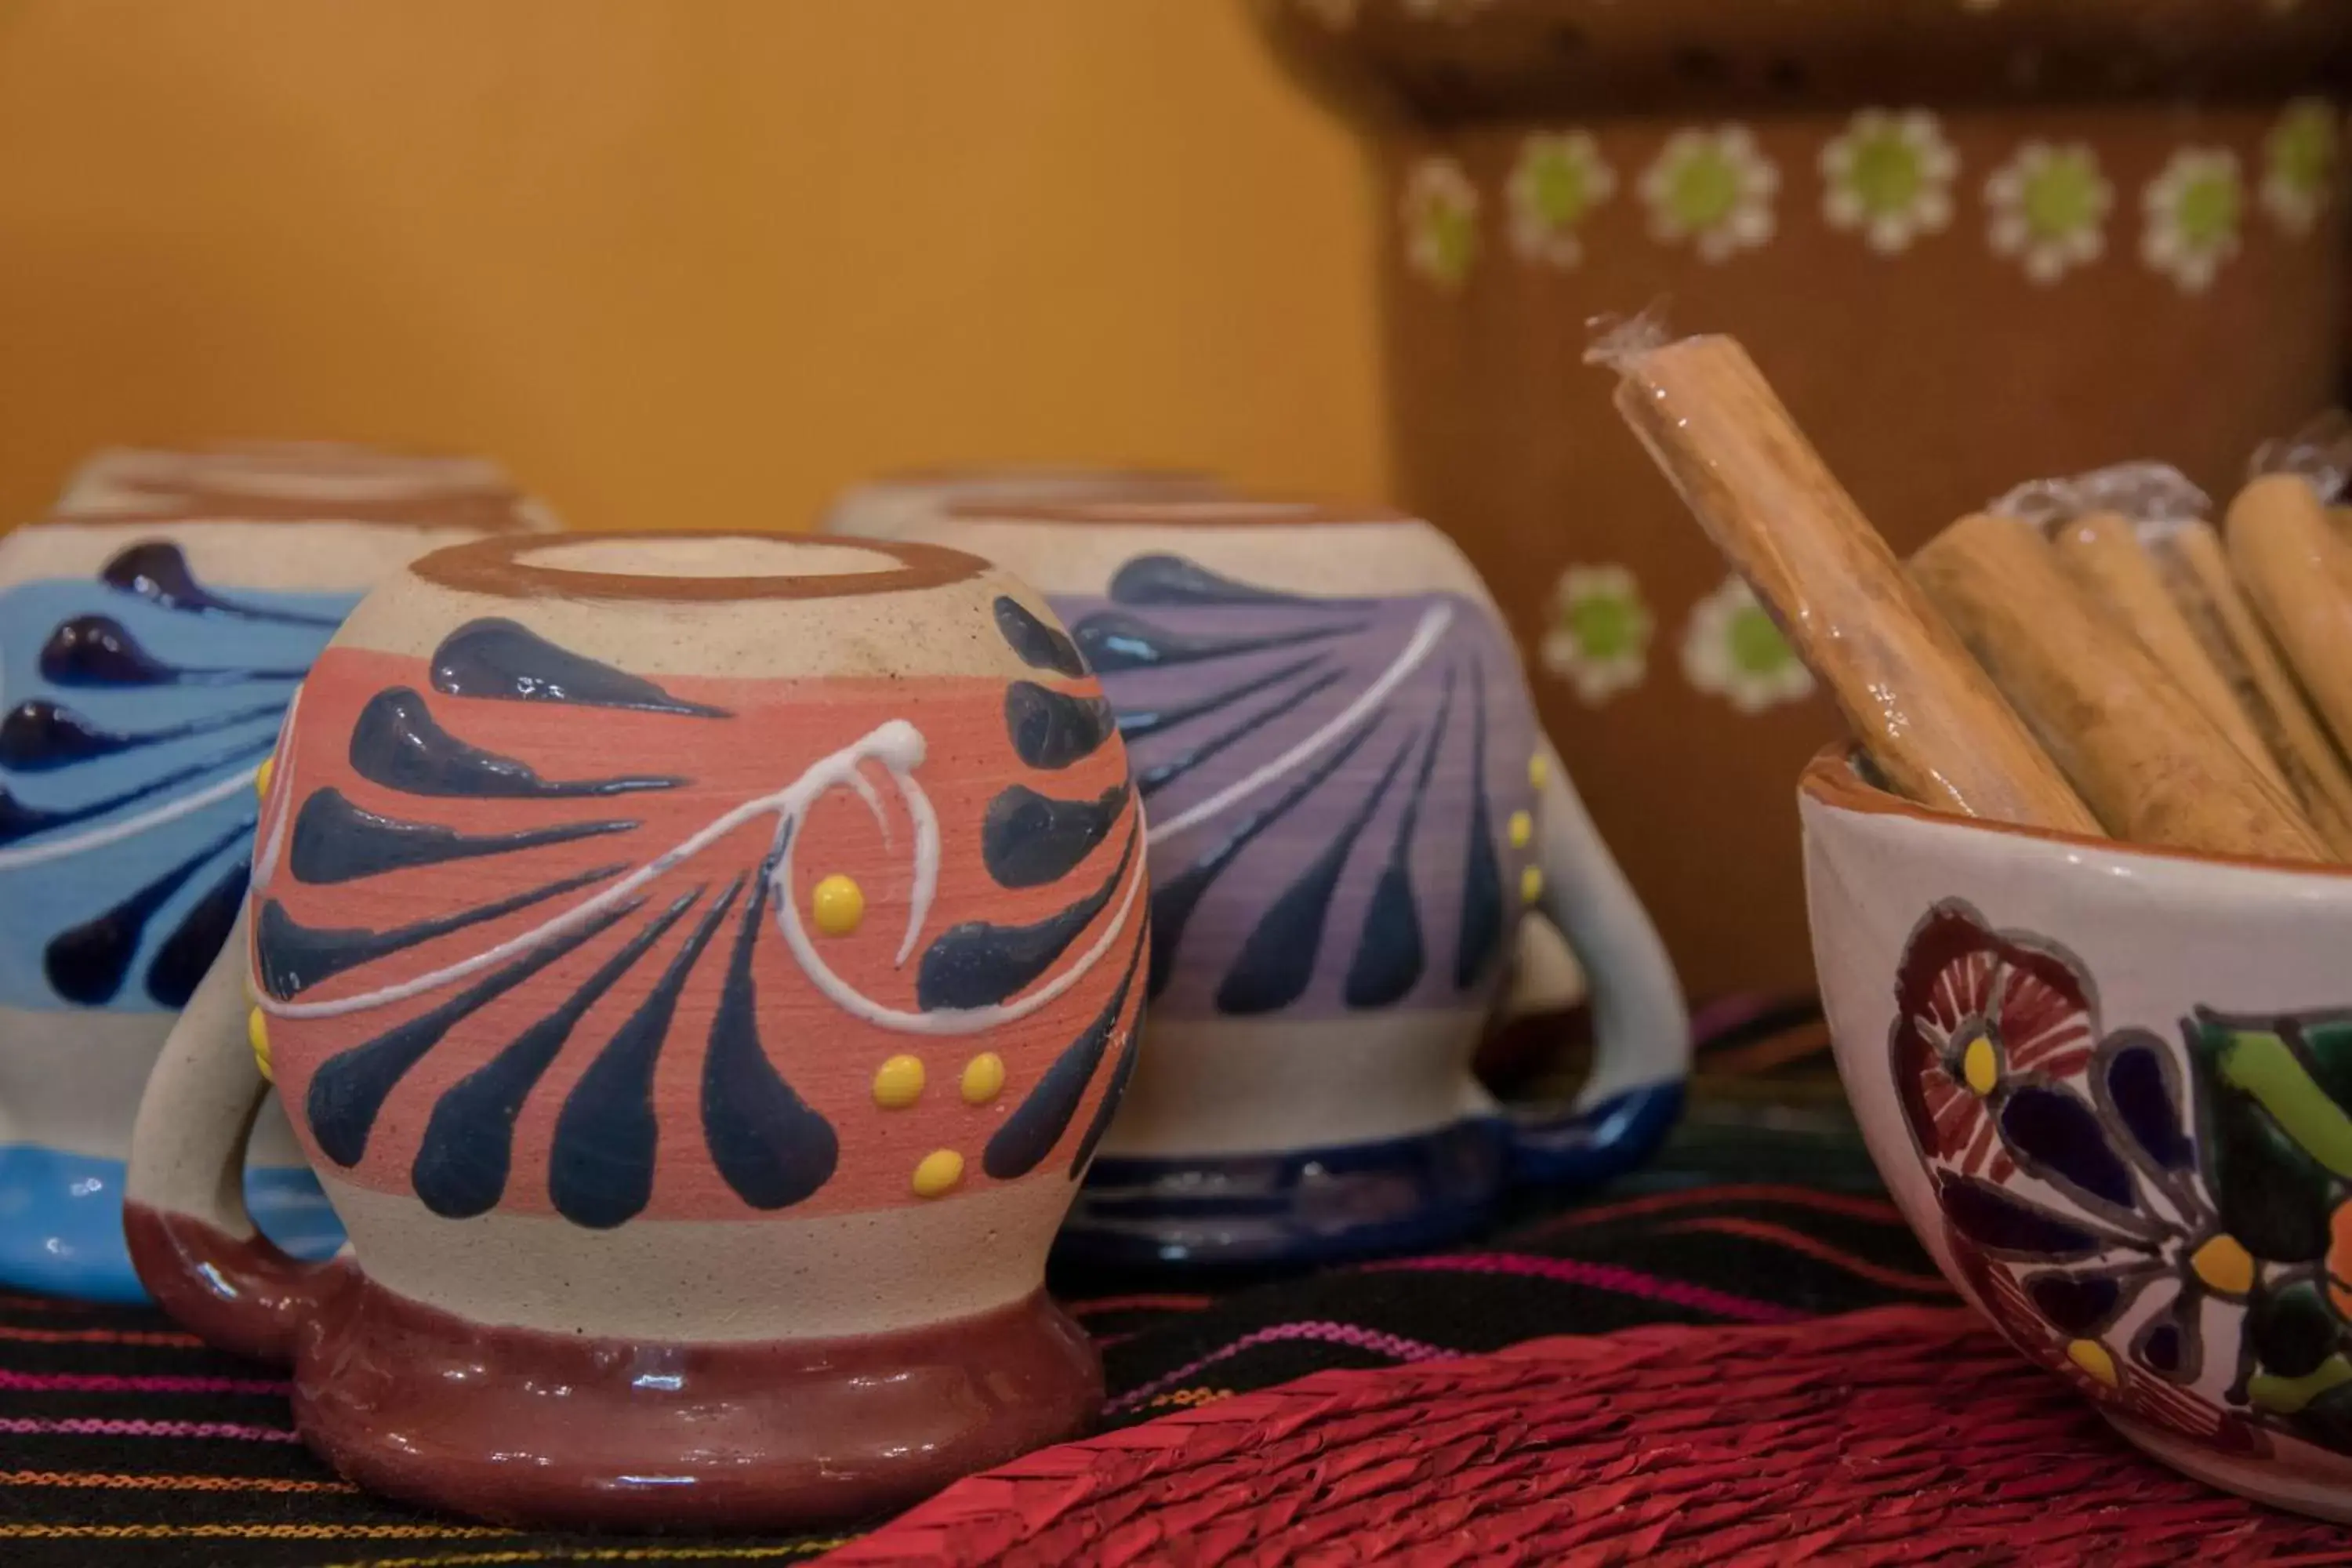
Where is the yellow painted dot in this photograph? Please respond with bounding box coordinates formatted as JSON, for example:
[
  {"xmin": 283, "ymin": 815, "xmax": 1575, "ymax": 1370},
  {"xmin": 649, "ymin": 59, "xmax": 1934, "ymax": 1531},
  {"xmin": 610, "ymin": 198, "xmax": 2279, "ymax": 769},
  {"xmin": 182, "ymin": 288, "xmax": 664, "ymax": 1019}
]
[
  {"xmin": 873, "ymin": 1054, "xmax": 925, "ymax": 1109},
  {"xmin": 1961, "ymin": 1033, "xmax": 1999, "ymax": 1096},
  {"xmin": 1519, "ymin": 866, "xmax": 1544, "ymax": 906},
  {"xmin": 811, "ymin": 874, "xmax": 866, "ymax": 938},
  {"xmin": 1508, "ymin": 810, "xmax": 1534, "ymax": 849},
  {"xmin": 912, "ymin": 1149, "xmax": 965, "ymax": 1199},
  {"xmin": 1528, "ymin": 753, "xmax": 1549, "ymax": 789},
  {"xmin": 248, "ymin": 1007, "xmax": 272, "ymax": 1083},
  {"xmin": 253, "ymin": 754, "xmax": 276, "ymax": 800},
  {"xmin": 2066, "ymin": 1338, "xmax": 2119, "ymax": 1388},
  {"xmin": 961, "ymin": 1052, "xmax": 1007, "ymax": 1105},
  {"xmin": 2191, "ymin": 1233, "xmax": 2256, "ymax": 1296}
]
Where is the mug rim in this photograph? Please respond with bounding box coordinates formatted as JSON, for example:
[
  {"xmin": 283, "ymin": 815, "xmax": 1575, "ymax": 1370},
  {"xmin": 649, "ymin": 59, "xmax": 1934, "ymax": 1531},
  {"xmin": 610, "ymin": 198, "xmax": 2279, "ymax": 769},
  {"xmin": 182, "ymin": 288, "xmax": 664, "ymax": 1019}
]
[
  {"xmin": 942, "ymin": 495, "xmax": 1417, "ymax": 528},
  {"xmin": 1798, "ymin": 743, "xmax": 2352, "ymax": 884},
  {"xmin": 870, "ymin": 462, "xmax": 1218, "ymax": 486},
  {"xmin": 26, "ymin": 504, "xmax": 538, "ymax": 532},
  {"xmin": 408, "ymin": 529, "xmax": 989, "ymax": 601}
]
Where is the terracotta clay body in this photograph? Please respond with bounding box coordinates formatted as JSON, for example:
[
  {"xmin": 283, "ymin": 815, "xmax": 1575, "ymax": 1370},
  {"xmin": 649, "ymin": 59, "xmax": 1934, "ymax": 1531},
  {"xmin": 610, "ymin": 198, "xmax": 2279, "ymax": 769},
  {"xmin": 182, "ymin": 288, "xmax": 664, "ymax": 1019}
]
[
  {"xmin": 894, "ymin": 499, "xmax": 1686, "ymax": 1265},
  {"xmin": 0, "ymin": 502, "xmax": 532, "ymax": 1301},
  {"xmin": 125, "ymin": 533, "xmax": 1140, "ymax": 1529},
  {"xmin": 1258, "ymin": 0, "xmax": 2352, "ymax": 999}
]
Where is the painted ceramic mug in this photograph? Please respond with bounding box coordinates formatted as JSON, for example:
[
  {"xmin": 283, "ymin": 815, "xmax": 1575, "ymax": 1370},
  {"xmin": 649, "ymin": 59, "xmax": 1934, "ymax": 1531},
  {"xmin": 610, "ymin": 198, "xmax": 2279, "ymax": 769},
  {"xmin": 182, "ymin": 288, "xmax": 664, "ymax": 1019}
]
[
  {"xmin": 1806, "ymin": 748, "xmax": 2352, "ymax": 1522},
  {"xmin": 125, "ymin": 532, "xmax": 1142, "ymax": 1529},
  {"xmin": 57, "ymin": 441, "xmax": 562, "ymax": 533},
  {"xmin": 819, "ymin": 463, "xmax": 1224, "ymax": 540},
  {"xmin": 892, "ymin": 498, "xmax": 1689, "ymax": 1265},
  {"xmin": 0, "ymin": 508, "xmax": 527, "ymax": 1301}
]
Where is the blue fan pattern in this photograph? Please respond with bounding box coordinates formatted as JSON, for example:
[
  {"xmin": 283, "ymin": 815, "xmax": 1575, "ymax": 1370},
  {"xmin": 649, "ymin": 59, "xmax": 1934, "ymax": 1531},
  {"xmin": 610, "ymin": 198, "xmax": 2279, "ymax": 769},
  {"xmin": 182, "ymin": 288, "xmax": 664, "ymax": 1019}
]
[{"xmin": 0, "ymin": 543, "xmax": 354, "ymax": 1013}]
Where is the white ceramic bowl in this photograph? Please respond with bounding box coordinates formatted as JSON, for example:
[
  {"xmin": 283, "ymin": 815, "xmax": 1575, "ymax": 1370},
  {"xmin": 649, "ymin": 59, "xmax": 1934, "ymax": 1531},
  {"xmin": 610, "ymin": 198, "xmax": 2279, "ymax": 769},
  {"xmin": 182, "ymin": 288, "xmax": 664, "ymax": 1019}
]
[{"xmin": 1802, "ymin": 747, "xmax": 2352, "ymax": 1522}]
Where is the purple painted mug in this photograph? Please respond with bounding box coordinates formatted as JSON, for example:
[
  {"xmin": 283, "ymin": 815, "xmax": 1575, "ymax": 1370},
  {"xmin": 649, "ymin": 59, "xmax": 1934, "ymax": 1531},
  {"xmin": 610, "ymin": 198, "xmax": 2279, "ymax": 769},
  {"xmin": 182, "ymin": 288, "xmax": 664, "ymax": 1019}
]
[{"xmin": 859, "ymin": 497, "xmax": 1690, "ymax": 1265}]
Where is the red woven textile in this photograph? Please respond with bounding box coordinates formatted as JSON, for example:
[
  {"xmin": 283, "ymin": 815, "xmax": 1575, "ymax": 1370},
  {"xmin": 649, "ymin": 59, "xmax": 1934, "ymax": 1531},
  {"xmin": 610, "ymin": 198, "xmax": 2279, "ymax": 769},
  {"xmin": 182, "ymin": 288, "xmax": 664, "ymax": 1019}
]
[{"xmin": 827, "ymin": 1305, "xmax": 2352, "ymax": 1566}]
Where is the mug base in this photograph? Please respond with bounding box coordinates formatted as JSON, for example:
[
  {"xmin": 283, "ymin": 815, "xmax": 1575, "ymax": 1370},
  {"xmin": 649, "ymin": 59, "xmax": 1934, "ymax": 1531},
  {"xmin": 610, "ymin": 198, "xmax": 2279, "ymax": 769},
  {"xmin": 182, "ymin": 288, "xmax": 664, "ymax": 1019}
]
[
  {"xmin": 292, "ymin": 1272, "xmax": 1102, "ymax": 1531},
  {"xmin": 1056, "ymin": 1118, "xmax": 1510, "ymax": 1271},
  {"xmin": 2104, "ymin": 1411, "xmax": 2352, "ymax": 1524},
  {"xmin": 0, "ymin": 1144, "xmax": 341, "ymax": 1304}
]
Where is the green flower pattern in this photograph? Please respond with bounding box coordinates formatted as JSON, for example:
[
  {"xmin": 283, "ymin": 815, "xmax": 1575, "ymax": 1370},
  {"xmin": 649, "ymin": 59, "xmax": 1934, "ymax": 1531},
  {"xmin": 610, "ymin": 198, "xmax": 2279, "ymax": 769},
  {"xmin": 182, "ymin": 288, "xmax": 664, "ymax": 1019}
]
[
  {"xmin": 1401, "ymin": 156, "xmax": 1479, "ymax": 289},
  {"xmin": 2264, "ymin": 98, "xmax": 2340, "ymax": 235},
  {"xmin": 1507, "ymin": 133, "xmax": 1614, "ymax": 268},
  {"xmin": 1541, "ymin": 565, "xmax": 1650, "ymax": 705},
  {"xmin": 1682, "ymin": 576, "xmax": 1813, "ymax": 713},
  {"xmin": 1401, "ymin": 107, "xmax": 2332, "ymax": 293},
  {"xmin": 2142, "ymin": 148, "xmax": 2245, "ymax": 293},
  {"xmin": 1639, "ymin": 126, "xmax": 1778, "ymax": 263},
  {"xmin": 1821, "ymin": 110, "xmax": 1958, "ymax": 254}
]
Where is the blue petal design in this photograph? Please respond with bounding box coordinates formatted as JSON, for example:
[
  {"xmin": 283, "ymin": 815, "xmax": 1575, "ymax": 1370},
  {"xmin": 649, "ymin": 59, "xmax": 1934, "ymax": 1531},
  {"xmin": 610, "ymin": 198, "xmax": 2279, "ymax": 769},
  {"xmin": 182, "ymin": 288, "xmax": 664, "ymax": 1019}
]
[{"xmin": 1998, "ymin": 1083, "xmax": 2136, "ymax": 1210}]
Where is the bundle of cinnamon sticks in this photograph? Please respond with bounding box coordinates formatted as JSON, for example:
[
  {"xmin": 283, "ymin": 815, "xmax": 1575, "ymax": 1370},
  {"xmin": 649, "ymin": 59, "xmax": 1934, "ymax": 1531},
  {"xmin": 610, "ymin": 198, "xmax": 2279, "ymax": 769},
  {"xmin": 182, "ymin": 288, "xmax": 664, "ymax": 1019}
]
[{"xmin": 1598, "ymin": 325, "xmax": 2352, "ymax": 866}]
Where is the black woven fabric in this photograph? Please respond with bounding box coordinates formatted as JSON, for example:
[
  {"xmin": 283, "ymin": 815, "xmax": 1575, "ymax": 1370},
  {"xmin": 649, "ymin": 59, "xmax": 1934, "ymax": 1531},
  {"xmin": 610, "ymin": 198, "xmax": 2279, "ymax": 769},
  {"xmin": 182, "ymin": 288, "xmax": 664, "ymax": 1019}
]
[{"xmin": 0, "ymin": 1012, "xmax": 1929, "ymax": 1566}]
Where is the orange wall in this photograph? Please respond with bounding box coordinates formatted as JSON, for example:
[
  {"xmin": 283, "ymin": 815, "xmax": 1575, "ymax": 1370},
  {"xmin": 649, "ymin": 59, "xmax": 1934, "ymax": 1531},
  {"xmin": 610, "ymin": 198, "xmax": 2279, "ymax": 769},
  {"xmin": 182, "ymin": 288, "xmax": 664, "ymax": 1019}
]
[{"xmin": 0, "ymin": 2, "xmax": 1384, "ymax": 532}]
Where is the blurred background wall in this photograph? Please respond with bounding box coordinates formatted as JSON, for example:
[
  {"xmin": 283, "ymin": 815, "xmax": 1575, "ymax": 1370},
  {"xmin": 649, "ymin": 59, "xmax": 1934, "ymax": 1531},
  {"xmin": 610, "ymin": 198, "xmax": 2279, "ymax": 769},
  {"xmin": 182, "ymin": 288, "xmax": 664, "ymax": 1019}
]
[{"xmin": 0, "ymin": 1, "xmax": 1384, "ymax": 531}]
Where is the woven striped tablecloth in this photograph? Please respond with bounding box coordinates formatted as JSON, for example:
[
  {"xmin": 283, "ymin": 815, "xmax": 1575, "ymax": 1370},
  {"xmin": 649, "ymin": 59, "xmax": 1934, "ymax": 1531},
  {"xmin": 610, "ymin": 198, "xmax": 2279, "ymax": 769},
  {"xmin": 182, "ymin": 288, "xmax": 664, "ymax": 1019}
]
[{"xmin": 11, "ymin": 996, "xmax": 2271, "ymax": 1565}]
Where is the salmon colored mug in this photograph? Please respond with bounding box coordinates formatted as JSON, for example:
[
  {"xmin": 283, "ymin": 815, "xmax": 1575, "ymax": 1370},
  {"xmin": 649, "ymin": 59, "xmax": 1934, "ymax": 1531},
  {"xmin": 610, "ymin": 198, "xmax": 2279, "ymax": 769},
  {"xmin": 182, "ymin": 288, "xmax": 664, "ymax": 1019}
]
[{"xmin": 125, "ymin": 532, "xmax": 1142, "ymax": 1529}]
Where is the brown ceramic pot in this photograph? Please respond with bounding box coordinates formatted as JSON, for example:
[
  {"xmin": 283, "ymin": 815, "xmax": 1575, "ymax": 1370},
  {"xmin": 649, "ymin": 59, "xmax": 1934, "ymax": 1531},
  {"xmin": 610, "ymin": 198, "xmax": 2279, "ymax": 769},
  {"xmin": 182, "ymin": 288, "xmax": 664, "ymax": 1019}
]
[{"xmin": 1255, "ymin": 0, "xmax": 2352, "ymax": 1000}]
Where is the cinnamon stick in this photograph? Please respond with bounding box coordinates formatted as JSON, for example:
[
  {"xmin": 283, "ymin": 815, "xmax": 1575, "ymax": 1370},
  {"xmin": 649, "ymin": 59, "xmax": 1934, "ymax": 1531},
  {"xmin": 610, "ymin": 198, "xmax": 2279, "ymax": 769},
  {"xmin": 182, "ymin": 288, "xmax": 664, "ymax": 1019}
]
[
  {"xmin": 2228, "ymin": 474, "xmax": 2352, "ymax": 768},
  {"xmin": 1911, "ymin": 514, "xmax": 2328, "ymax": 862},
  {"xmin": 2048, "ymin": 510, "xmax": 2291, "ymax": 797},
  {"xmin": 1601, "ymin": 331, "xmax": 2097, "ymax": 834},
  {"xmin": 2144, "ymin": 521, "xmax": 2352, "ymax": 859}
]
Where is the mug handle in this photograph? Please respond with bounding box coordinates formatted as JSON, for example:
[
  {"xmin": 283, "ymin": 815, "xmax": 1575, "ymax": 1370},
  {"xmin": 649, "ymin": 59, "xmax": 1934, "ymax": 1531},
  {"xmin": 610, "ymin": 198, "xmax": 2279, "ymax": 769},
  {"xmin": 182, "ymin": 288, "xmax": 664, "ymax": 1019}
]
[
  {"xmin": 1503, "ymin": 734, "xmax": 1690, "ymax": 1186},
  {"xmin": 122, "ymin": 907, "xmax": 346, "ymax": 1364},
  {"xmin": 1497, "ymin": 910, "xmax": 1587, "ymax": 1023}
]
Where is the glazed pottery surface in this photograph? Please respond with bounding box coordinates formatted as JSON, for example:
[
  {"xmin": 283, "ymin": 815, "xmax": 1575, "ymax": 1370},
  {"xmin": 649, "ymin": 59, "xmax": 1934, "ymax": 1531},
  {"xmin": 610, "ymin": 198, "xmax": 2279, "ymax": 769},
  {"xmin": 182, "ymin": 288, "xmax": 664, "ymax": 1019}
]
[
  {"xmin": 1804, "ymin": 750, "xmax": 2352, "ymax": 1520},
  {"xmin": 0, "ymin": 511, "xmax": 518, "ymax": 1301},
  {"xmin": 124, "ymin": 532, "xmax": 1138, "ymax": 1529},
  {"xmin": 1259, "ymin": 0, "xmax": 2352, "ymax": 1002},
  {"xmin": 820, "ymin": 464, "xmax": 1223, "ymax": 541},
  {"xmin": 895, "ymin": 499, "xmax": 1687, "ymax": 1265},
  {"xmin": 57, "ymin": 441, "xmax": 561, "ymax": 533}
]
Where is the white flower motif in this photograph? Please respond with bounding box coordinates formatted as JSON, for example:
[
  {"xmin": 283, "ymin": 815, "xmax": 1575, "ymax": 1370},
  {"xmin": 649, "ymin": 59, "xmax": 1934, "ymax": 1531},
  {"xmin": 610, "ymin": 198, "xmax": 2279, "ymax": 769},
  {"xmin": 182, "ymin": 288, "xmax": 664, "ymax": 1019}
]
[
  {"xmin": 1985, "ymin": 141, "xmax": 2112, "ymax": 284},
  {"xmin": 1400, "ymin": 156, "xmax": 1479, "ymax": 290},
  {"xmin": 2141, "ymin": 147, "xmax": 2244, "ymax": 294},
  {"xmin": 1541, "ymin": 565, "xmax": 1652, "ymax": 706},
  {"xmin": 1682, "ymin": 577, "xmax": 1813, "ymax": 714},
  {"xmin": 1820, "ymin": 109, "xmax": 1958, "ymax": 255},
  {"xmin": 1507, "ymin": 132, "xmax": 1616, "ymax": 269},
  {"xmin": 1639, "ymin": 126, "xmax": 1780, "ymax": 263},
  {"xmin": 1294, "ymin": 0, "xmax": 1362, "ymax": 27},
  {"xmin": 2262, "ymin": 98, "xmax": 2339, "ymax": 235}
]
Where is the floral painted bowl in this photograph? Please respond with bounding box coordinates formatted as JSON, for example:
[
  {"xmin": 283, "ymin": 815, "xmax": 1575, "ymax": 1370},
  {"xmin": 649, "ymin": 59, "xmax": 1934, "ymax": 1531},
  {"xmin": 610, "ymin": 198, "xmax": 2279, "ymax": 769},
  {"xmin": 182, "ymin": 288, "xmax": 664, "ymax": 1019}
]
[{"xmin": 1802, "ymin": 749, "xmax": 2352, "ymax": 1521}]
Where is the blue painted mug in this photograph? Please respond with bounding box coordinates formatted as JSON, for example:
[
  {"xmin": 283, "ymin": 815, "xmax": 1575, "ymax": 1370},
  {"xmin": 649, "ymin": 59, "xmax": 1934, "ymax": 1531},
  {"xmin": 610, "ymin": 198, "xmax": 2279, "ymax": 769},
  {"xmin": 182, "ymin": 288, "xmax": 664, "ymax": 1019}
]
[
  {"xmin": 0, "ymin": 503, "xmax": 540, "ymax": 1298},
  {"xmin": 866, "ymin": 497, "xmax": 1691, "ymax": 1265}
]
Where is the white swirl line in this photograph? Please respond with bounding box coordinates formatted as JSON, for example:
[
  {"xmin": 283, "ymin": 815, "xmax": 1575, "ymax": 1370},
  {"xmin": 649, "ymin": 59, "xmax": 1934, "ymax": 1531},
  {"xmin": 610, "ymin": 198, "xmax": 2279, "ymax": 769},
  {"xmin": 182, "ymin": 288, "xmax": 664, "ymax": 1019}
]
[
  {"xmin": 0, "ymin": 767, "xmax": 260, "ymax": 872},
  {"xmin": 1143, "ymin": 601, "xmax": 1454, "ymax": 846},
  {"xmin": 257, "ymin": 717, "xmax": 1131, "ymax": 1034},
  {"xmin": 773, "ymin": 815, "xmax": 1143, "ymax": 1036},
  {"xmin": 251, "ymin": 686, "xmax": 303, "ymax": 888},
  {"xmin": 261, "ymin": 720, "xmax": 933, "ymax": 1020}
]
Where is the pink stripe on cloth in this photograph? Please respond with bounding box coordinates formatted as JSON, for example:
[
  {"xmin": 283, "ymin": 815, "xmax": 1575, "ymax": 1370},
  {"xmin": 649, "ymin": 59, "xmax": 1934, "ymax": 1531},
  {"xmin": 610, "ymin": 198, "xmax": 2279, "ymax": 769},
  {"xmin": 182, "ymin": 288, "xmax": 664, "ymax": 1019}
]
[
  {"xmin": 1363, "ymin": 1253, "xmax": 1809, "ymax": 1323},
  {"xmin": 0, "ymin": 1417, "xmax": 299, "ymax": 1443},
  {"xmin": 1106, "ymin": 1322, "xmax": 1459, "ymax": 1413},
  {"xmin": 1687, "ymin": 990, "xmax": 1803, "ymax": 1046},
  {"xmin": 0, "ymin": 1370, "xmax": 289, "ymax": 1396}
]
